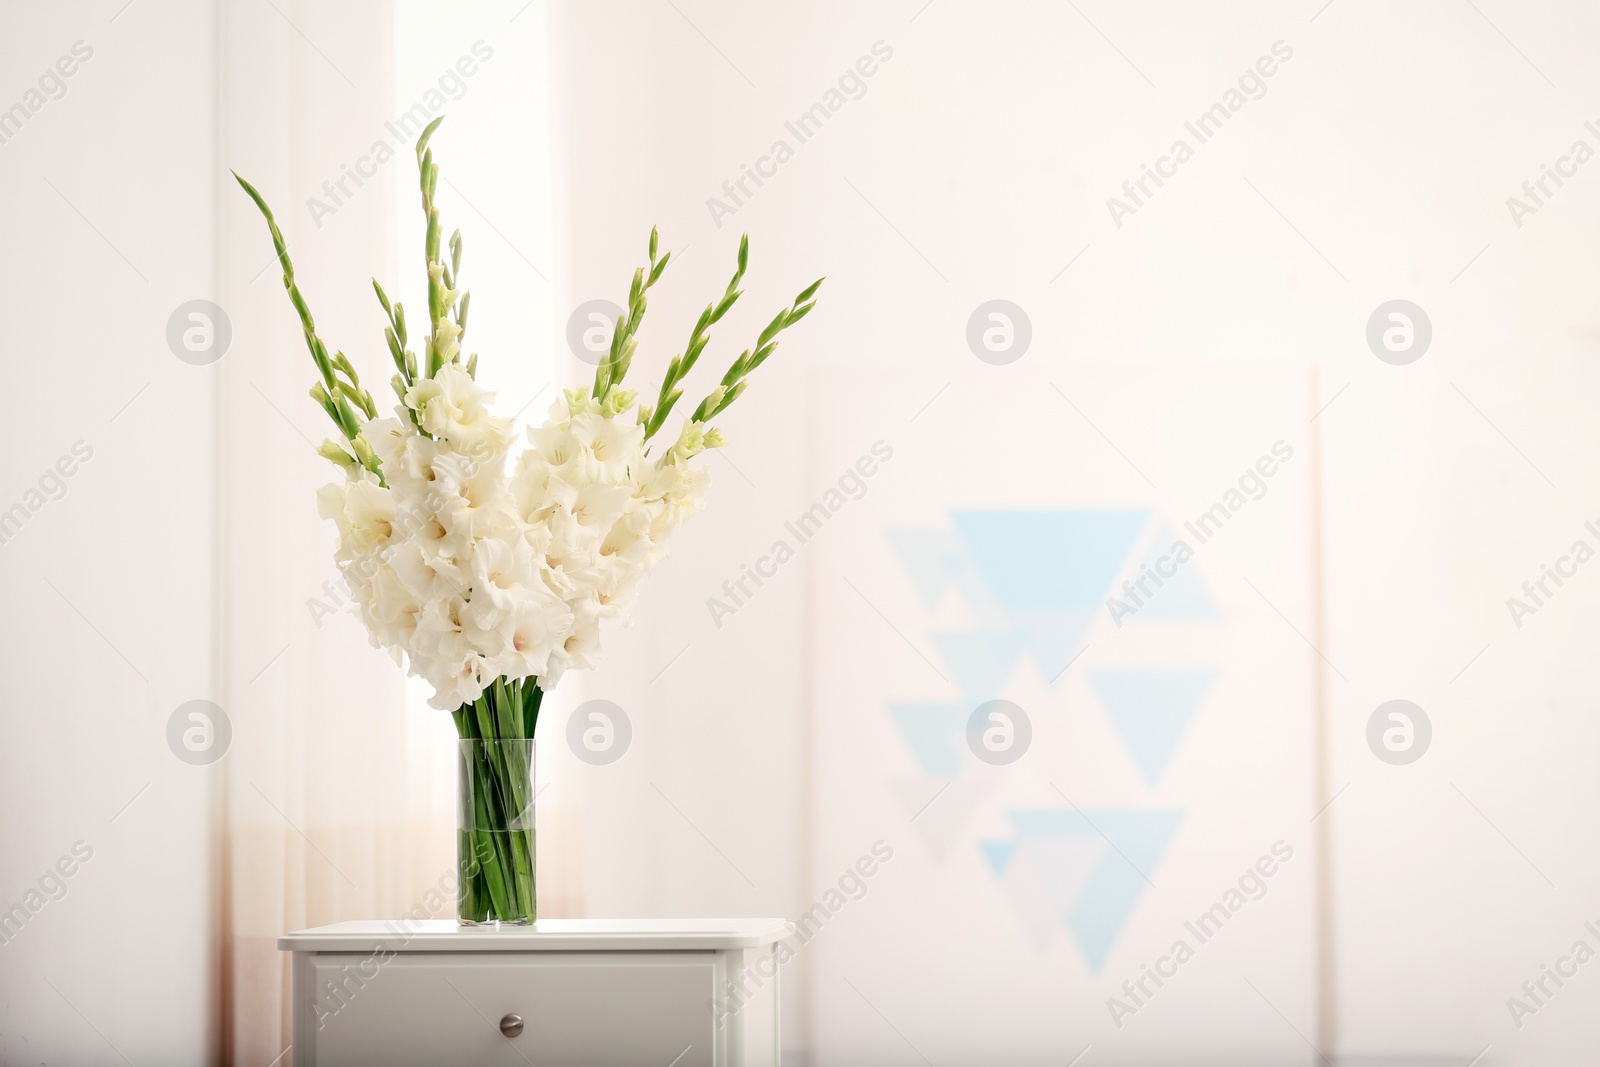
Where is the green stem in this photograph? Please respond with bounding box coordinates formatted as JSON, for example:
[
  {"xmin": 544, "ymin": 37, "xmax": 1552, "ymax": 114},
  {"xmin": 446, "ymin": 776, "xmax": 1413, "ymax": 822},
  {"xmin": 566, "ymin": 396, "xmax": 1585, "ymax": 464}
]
[
  {"xmin": 454, "ymin": 679, "xmax": 542, "ymax": 922},
  {"xmin": 644, "ymin": 235, "xmax": 746, "ymax": 441},
  {"xmin": 593, "ymin": 229, "xmax": 671, "ymax": 402},
  {"xmin": 231, "ymin": 171, "xmax": 387, "ymax": 484},
  {"xmin": 469, "ymin": 763, "xmax": 512, "ymax": 919}
]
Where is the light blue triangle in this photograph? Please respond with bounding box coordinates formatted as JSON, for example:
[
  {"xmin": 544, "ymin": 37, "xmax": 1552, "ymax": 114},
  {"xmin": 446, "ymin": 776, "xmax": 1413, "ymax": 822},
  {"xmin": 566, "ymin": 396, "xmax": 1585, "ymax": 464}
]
[
  {"xmin": 889, "ymin": 703, "xmax": 968, "ymax": 777},
  {"xmin": 886, "ymin": 528, "xmax": 964, "ymax": 612},
  {"xmin": 981, "ymin": 839, "xmax": 1018, "ymax": 875},
  {"xmin": 1088, "ymin": 670, "xmax": 1215, "ymax": 785},
  {"xmin": 930, "ymin": 627, "xmax": 1032, "ymax": 700},
  {"xmin": 1073, "ymin": 809, "xmax": 1185, "ymax": 881},
  {"xmin": 1022, "ymin": 836, "xmax": 1108, "ymax": 926},
  {"xmin": 952, "ymin": 510, "xmax": 1150, "ymax": 609},
  {"xmin": 1011, "ymin": 607, "xmax": 1096, "ymax": 686},
  {"xmin": 1126, "ymin": 523, "xmax": 1218, "ymax": 622},
  {"xmin": 1067, "ymin": 809, "xmax": 1184, "ymax": 969},
  {"xmin": 1002, "ymin": 808, "xmax": 1184, "ymax": 971}
]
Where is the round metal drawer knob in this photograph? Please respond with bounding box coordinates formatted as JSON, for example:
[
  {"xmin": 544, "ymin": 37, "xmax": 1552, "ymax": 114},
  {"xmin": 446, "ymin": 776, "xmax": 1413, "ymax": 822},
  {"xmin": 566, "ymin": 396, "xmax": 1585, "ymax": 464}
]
[{"xmin": 499, "ymin": 1013, "xmax": 524, "ymax": 1038}]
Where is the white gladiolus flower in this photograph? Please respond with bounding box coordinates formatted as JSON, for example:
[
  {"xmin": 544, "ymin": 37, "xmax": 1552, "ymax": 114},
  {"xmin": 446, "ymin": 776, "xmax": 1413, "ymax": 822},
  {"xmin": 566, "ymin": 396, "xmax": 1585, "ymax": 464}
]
[
  {"xmin": 568, "ymin": 411, "xmax": 644, "ymax": 482},
  {"xmin": 464, "ymin": 535, "xmax": 537, "ymax": 625},
  {"xmin": 239, "ymin": 163, "xmax": 822, "ymax": 732},
  {"xmin": 405, "ymin": 364, "xmax": 511, "ymax": 455},
  {"xmin": 319, "ymin": 379, "xmax": 716, "ymax": 710},
  {"xmin": 499, "ymin": 591, "xmax": 573, "ymax": 679},
  {"xmin": 366, "ymin": 413, "xmax": 442, "ymax": 495}
]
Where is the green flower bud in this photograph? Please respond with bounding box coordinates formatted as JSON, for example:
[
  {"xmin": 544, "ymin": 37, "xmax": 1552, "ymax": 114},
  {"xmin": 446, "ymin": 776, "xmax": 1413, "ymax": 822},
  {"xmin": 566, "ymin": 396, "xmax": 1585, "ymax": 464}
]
[
  {"xmin": 604, "ymin": 387, "xmax": 638, "ymax": 416},
  {"xmin": 317, "ymin": 438, "xmax": 356, "ymax": 467}
]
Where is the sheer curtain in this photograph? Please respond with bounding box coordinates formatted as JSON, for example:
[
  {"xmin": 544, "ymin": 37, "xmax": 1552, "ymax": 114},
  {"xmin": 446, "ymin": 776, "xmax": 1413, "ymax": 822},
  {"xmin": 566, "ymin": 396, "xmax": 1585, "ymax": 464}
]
[
  {"xmin": 215, "ymin": 2, "xmax": 555, "ymax": 1061},
  {"xmin": 387, "ymin": 0, "xmax": 581, "ymax": 914}
]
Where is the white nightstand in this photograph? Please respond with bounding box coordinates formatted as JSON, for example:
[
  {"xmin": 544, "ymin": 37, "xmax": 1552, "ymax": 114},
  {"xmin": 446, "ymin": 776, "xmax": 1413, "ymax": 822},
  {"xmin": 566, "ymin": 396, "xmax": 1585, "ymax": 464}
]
[{"xmin": 279, "ymin": 918, "xmax": 791, "ymax": 1066}]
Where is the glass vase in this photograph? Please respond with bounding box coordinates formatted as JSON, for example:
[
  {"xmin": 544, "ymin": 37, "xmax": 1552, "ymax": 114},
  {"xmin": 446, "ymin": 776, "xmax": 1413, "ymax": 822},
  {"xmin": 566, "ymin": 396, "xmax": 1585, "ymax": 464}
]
[{"xmin": 457, "ymin": 738, "xmax": 536, "ymax": 925}]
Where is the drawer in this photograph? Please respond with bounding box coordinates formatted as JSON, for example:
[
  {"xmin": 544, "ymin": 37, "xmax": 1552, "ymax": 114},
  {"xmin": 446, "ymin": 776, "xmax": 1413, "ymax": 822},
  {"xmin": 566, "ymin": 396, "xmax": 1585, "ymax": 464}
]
[{"xmin": 303, "ymin": 951, "xmax": 721, "ymax": 1066}]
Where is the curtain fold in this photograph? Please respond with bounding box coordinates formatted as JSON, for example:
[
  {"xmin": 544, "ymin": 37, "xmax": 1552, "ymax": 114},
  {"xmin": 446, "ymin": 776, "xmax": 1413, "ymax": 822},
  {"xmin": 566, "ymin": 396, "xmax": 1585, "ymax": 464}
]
[
  {"xmin": 218, "ymin": 3, "xmax": 456, "ymax": 1062},
  {"xmin": 218, "ymin": 3, "xmax": 577, "ymax": 1058}
]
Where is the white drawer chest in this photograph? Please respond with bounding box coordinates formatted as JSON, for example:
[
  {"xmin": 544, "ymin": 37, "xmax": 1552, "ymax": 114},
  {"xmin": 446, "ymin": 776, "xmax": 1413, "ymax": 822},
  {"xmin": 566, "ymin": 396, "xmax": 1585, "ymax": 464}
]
[{"xmin": 279, "ymin": 918, "xmax": 790, "ymax": 1066}]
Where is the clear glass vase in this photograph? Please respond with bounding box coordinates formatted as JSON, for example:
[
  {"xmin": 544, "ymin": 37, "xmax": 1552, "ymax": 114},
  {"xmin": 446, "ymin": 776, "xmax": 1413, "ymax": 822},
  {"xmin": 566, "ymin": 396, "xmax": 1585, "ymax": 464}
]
[{"xmin": 457, "ymin": 738, "xmax": 536, "ymax": 925}]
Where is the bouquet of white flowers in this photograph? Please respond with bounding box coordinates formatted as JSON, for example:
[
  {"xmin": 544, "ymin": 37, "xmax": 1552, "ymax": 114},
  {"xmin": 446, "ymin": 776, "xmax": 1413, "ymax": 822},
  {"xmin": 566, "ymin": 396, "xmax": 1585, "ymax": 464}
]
[{"xmin": 236, "ymin": 117, "xmax": 820, "ymax": 923}]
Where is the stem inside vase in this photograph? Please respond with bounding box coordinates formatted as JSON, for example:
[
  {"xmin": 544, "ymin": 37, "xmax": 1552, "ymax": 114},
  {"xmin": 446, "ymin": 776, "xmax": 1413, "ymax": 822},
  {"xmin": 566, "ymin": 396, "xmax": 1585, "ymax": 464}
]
[{"xmin": 453, "ymin": 680, "xmax": 540, "ymax": 925}]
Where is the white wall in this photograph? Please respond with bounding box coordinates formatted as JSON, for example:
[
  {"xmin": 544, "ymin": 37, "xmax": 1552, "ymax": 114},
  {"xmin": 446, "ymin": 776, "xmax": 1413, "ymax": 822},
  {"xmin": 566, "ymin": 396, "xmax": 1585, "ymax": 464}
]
[
  {"xmin": 4, "ymin": 1, "xmax": 1600, "ymax": 1063},
  {"xmin": 0, "ymin": 1, "xmax": 219, "ymax": 1062},
  {"xmin": 546, "ymin": 1, "xmax": 1600, "ymax": 1063},
  {"xmin": 546, "ymin": 4, "xmax": 837, "ymax": 1056},
  {"xmin": 542, "ymin": 2, "xmax": 811, "ymax": 1052}
]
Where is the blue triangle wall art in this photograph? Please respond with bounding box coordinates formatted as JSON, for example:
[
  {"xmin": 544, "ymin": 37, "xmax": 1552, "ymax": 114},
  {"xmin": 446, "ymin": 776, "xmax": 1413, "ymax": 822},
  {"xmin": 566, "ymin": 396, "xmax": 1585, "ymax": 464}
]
[
  {"xmin": 1088, "ymin": 669, "xmax": 1217, "ymax": 786},
  {"xmin": 983, "ymin": 807, "xmax": 1184, "ymax": 971},
  {"xmin": 890, "ymin": 510, "xmax": 1152, "ymax": 696},
  {"xmin": 1123, "ymin": 523, "xmax": 1219, "ymax": 622}
]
